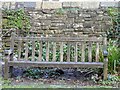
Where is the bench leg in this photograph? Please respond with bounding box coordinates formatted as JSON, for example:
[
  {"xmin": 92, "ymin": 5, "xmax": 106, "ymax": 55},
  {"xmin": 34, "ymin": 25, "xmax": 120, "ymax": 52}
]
[
  {"xmin": 4, "ymin": 58, "xmax": 9, "ymax": 80},
  {"xmin": 103, "ymin": 58, "xmax": 108, "ymax": 80}
]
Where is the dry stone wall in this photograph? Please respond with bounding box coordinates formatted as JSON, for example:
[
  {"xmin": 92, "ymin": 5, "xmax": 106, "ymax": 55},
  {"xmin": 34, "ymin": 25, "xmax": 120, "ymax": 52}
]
[{"xmin": 27, "ymin": 8, "xmax": 112, "ymax": 37}]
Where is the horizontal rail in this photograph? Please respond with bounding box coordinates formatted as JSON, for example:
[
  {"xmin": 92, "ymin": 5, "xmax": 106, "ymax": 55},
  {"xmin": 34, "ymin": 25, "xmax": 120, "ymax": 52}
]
[
  {"xmin": 14, "ymin": 37, "xmax": 103, "ymax": 42},
  {"xmin": 8, "ymin": 61, "xmax": 104, "ymax": 68}
]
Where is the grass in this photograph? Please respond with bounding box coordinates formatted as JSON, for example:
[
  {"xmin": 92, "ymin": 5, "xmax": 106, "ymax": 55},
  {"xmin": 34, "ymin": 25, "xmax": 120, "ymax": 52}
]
[
  {"xmin": 1, "ymin": 77, "xmax": 114, "ymax": 88},
  {"xmin": 3, "ymin": 84, "xmax": 113, "ymax": 88}
]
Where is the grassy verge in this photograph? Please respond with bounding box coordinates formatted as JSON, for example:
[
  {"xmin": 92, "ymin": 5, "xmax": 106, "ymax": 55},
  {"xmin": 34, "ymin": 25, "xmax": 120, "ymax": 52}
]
[{"xmin": 1, "ymin": 78, "xmax": 114, "ymax": 88}]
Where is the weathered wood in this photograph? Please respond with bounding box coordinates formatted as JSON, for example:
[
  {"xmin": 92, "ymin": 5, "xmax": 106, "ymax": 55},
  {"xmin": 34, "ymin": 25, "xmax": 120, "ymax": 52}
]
[
  {"xmin": 32, "ymin": 39, "xmax": 35, "ymax": 61},
  {"xmin": 38, "ymin": 41, "xmax": 42, "ymax": 61},
  {"xmin": 10, "ymin": 32, "xmax": 15, "ymax": 50},
  {"xmin": 67, "ymin": 42, "xmax": 70, "ymax": 62},
  {"xmin": 9, "ymin": 32, "xmax": 14, "ymax": 78},
  {"xmin": 18, "ymin": 39, "xmax": 22, "ymax": 60},
  {"xmin": 46, "ymin": 41, "xmax": 49, "ymax": 62},
  {"xmin": 5, "ymin": 34, "xmax": 108, "ymax": 80},
  {"xmin": 60, "ymin": 42, "xmax": 64, "ymax": 62},
  {"xmin": 96, "ymin": 42, "xmax": 99, "ymax": 62},
  {"xmin": 81, "ymin": 42, "xmax": 85, "ymax": 62},
  {"xmin": 8, "ymin": 61, "xmax": 104, "ymax": 68},
  {"xmin": 4, "ymin": 57, "xmax": 9, "ymax": 79},
  {"xmin": 52, "ymin": 42, "xmax": 56, "ymax": 62},
  {"xmin": 25, "ymin": 39, "xmax": 28, "ymax": 60},
  {"xmin": 14, "ymin": 37, "xmax": 103, "ymax": 42},
  {"xmin": 74, "ymin": 42, "xmax": 78, "ymax": 62},
  {"xmin": 88, "ymin": 42, "xmax": 92, "ymax": 62},
  {"xmin": 103, "ymin": 57, "xmax": 108, "ymax": 80},
  {"xmin": 103, "ymin": 36, "xmax": 107, "ymax": 50},
  {"xmin": 103, "ymin": 36, "xmax": 108, "ymax": 80}
]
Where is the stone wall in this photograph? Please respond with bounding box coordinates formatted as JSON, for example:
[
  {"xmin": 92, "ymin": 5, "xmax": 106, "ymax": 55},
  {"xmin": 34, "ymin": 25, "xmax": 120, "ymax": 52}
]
[
  {"xmin": 0, "ymin": 2, "xmax": 2, "ymax": 59},
  {"xmin": 27, "ymin": 8, "xmax": 111, "ymax": 37},
  {"xmin": 1, "ymin": 1, "xmax": 119, "ymax": 10},
  {"xmin": 1, "ymin": 2, "xmax": 117, "ymax": 37}
]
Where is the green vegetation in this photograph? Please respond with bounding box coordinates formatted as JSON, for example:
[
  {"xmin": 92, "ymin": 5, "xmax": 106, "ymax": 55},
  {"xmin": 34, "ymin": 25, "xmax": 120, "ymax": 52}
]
[
  {"xmin": 2, "ymin": 9, "xmax": 31, "ymax": 33},
  {"xmin": 107, "ymin": 8, "xmax": 120, "ymax": 46},
  {"xmin": 1, "ymin": 7, "xmax": 120, "ymax": 88},
  {"xmin": 107, "ymin": 39, "xmax": 120, "ymax": 73},
  {"xmin": 98, "ymin": 75, "xmax": 120, "ymax": 87},
  {"xmin": 107, "ymin": 7, "xmax": 120, "ymax": 74}
]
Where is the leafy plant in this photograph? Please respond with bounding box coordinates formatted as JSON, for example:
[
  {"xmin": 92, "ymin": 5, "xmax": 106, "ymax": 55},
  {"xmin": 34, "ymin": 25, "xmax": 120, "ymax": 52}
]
[
  {"xmin": 107, "ymin": 39, "xmax": 120, "ymax": 73},
  {"xmin": 107, "ymin": 8, "xmax": 120, "ymax": 47},
  {"xmin": 2, "ymin": 9, "xmax": 31, "ymax": 34},
  {"xmin": 98, "ymin": 75, "xmax": 120, "ymax": 87},
  {"xmin": 24, "ymin": 68, "xmax": 44, "ymax": 79}
]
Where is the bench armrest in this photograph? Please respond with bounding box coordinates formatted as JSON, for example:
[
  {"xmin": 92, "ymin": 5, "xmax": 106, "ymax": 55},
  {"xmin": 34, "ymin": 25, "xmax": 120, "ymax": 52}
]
[
  {"xmin": 4, "ymin": 49, "xmax": 13, "ymax": 56},
  {"xmin": 4, "ymin": 49, "xmax": 14, "ymax": 61},
  {"xmin": 103, "ymin": 49, "xmax": 108, "ymax": 58}
]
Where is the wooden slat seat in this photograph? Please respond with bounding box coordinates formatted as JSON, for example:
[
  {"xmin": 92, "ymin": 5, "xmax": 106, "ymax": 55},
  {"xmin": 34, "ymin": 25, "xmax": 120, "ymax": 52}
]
[{"xmin": 8, "ymin": 61, "xmax": 104, "ymax": 68}]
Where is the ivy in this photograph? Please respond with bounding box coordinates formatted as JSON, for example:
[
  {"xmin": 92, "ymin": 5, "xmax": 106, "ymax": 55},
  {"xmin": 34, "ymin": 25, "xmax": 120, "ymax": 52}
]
[
  {"xmin": 107, "ymin": 8, "xmax": 120, "ymax": 47},
  {"xmin": 2, "ymin": 9, "xmax": 31, "ymax": 33}
]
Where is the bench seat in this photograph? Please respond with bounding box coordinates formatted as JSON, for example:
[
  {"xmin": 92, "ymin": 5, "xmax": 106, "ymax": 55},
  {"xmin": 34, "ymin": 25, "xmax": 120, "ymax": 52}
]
[{"xmin": 8, "ymin": 61, "xmax": 104, "ymax": 68}]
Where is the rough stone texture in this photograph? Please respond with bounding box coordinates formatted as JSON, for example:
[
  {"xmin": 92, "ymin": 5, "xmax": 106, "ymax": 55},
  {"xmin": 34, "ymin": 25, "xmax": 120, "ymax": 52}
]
[
  {"xmin": 0, "ymin": 1, "xmax": 2, "ymax": 60},
  {"xmin": 100, "ymin": 2, "xmax": 118, "ymax": 7},
  {"xmin": 80, "ymin": 2, "xmax": 100, "ymax": 9},
  {"xmin": 1, "ymin": 1, "xmax": 119, "ymax": 9},
  {"xmin": 42, "ymin": 1, "xmax": 62, "ymax": 9},
  {"xmin": 26, "ymin": 8, "xmax": 111, "ymax": 37}
]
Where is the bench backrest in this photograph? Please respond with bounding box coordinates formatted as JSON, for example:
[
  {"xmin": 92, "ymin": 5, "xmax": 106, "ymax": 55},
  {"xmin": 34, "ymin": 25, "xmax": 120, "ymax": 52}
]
[{"xmin": 10, "ymin": 33, "xmax": 107, "ymax": 62}]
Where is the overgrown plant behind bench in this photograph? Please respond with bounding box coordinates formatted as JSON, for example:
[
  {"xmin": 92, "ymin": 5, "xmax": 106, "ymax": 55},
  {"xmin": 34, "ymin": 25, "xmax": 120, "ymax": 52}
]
[{"xmin": 4, "ymin": 32, "xmax": 108, "ymax": 80}]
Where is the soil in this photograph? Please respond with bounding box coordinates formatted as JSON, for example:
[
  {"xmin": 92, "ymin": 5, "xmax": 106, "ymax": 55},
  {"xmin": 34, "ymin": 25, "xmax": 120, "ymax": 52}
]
[
  {"xmin": 2, "ymin": 67, "xmax": 120, "ymax": 88},
  {"xmin": 6, "ymin": 68, "xmax": 107, "ymax": 87}
]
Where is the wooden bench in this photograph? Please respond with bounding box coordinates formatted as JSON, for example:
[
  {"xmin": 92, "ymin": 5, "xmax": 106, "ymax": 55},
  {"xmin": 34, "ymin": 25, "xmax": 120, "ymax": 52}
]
[{"xmin": 4, "ymin": 33, "xmax": 108, "ymax": 80}]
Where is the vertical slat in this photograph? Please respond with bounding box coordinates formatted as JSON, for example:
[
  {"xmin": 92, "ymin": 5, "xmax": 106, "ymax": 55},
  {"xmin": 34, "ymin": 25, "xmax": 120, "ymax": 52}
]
[
  {"xmin": 74, "ymin": 42, "xmax": 78, "ymax": 62},
  {"xmin": 18, "ymin": 39, "xmax": 22, "ymax": 60},
  {"xmin": 10, "ymin": 32, "xmax": 15, "ymax": 50},
  {"xmin": 88, "ymin": 42, "xmax": 92, "ymax": 62},
  {"xmin": 25, "ymin": 39, "xmax": 28, "ymax": 60},
  {"xmin": 38, "ymin": 41, "xmax": 42, "ymax": 61},
  {"xmin": 32, "ymin": 39, "xmax": 35, "ymax": 61},
  {"xmin": 67, "ymin": 42, "xmax": 70, "ymax": 62},
  {"xmin": 52, "ymin": 42, "xmax": 56, "ymax": 62},
  {"xmin": 60, "ymin": 42, "xmax": 63, "ymax": 62},
  {"xmin": 46, "ymin": 41, "xmax": 49, "ymax": 61},
  {"xmin": 81, "ymin": 42, "xmax": 85, "ymax": 62},
  {"xmin": 96, "ymin": 42, "xmax": 99, "ymax": 62}
]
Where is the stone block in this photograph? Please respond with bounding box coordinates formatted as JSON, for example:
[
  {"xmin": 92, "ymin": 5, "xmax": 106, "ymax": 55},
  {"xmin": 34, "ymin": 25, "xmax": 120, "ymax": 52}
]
[
  {"xmin": 49, "ymin": 26, "xmax": 59, "ymax": 30},
  {"xmin": 62, "ymin": 2, "xmax": 71, "ymax": 8},
  {"xmin": 35, "ymin": 2, "xmax": 42, "ymax": 9},
  {"xmin": 73, "ymin": 23, "xmax": 83, "ymax": 29},
  {"xmin": 41, "ymin": 26, "xmax": 49, "ymax": 30},
  {"xmin": 82, "ymin": 14, "xmax": 91, "ymax": 18},
  {"xmin": 70, "ymin": 2, "xmax": 80, "ymax": 8},
  {"xmin": 84, "ymin": 17, "xmax": 92, "ymax": 21},
  {"xmin": 81, "ymin": 2, "xmax": 100, "ymax": 9},
  {"xmin": 95, "ymin": 16, "xmax": 103, "ymax": 21},
  {"xmin": 100, "ymin": 1, "xmax": 118, "ymax": 8},
  {"xmin": 83, "ymin": 22, "xmax": 92, "ymax": 28},
  {"xmin": 42, "ymin": 1, "xmax": 62, "ymax": 9}
]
